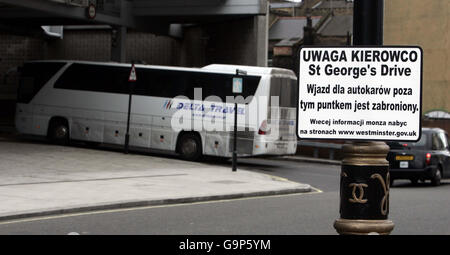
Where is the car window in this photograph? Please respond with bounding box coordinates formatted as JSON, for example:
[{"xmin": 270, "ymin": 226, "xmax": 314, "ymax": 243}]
[
  {"xmin": 406, "ymin": 133, "xmax": 427, "ymax": 149},
  {"xmin": 386, "ymin": 141, "xmax": 404, "ymax": 149},
  {"xmin": 411, "ymin": 135, "xmax": 427, "ymax": 148},
  {"xmin": 432, "ymin": 133, "xmax": 444, "ymax": 150},
  {"xmin": 438, "ymin": 132, "xmax": 448, "ymax": 150},
  {"xmin": 387, "ymin": 133, "xmax": 427, "ymax": 149},
  {"xmin": 445, "ymin": 134, "xmax": 450, "ymax": 149}
]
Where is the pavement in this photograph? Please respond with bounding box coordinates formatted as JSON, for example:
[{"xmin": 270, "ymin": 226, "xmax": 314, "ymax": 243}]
[{"xmin": 0, "ymin": 133, "xmax": 314, "ymax": 221}]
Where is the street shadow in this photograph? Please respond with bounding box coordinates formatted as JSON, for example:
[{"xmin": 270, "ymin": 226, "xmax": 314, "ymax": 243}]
[
  {"xmin": 391, "ymin": 180, "xmax": 450, "ymax": 189},
  {"xmin": 5, "ymin": 134, "xmax": 287, "ymax": 171},
  {"xmin": 5, "ymin": 134, "xmax": 181, "ymax": 160},
  {"xmin": 202, "ymin": 156, "xmax": 281, "ymax": 172}
]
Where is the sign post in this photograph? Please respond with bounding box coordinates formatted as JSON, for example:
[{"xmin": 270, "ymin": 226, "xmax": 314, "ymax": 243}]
[
  {"xmin": 125, "ymin": 62, "xmax": 137, "ymax": 154},
  {"xmin": 232, "ymin": 70, "xmax": 246, "ymax": 172},
  {"xmin": 336, "ymin": 0, "xmax": 395, "ymax": 235}
]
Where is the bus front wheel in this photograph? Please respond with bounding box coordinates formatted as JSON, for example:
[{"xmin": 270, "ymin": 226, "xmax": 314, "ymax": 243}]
[
  {"xmin": 177, "ymin": 133, "xmax": 202, "ymax": 161},
  {"xmin": 48, "ymin": 118, "xmax": 70, "ymax": 145}
]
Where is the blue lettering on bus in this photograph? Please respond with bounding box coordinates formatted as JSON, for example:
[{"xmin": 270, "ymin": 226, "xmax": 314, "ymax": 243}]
[{"xmin": 169, "ymin": 102, "xmax": 245, "ymax": 115}]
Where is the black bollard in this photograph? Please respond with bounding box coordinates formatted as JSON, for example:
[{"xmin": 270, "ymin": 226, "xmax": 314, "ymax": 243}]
[{"xmin": 333, "ymin": 0, "xmax": 395, "ymax": 235}]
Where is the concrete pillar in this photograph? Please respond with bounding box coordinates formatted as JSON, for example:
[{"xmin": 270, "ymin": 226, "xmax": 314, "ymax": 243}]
[
  {"xmin": 179, "ymin": 27, "xmax": 206, "ymax": 67},
  {"xmin": 254, "ymin": 14, "xmax": 268, "ymax": 67},
  {"xmin": 180, "ymin": 14, "xmax": 268, "ymax": 67},
  {"xmin": 111, "ymin": 26, "xmax": 127, "ymax": 63}
]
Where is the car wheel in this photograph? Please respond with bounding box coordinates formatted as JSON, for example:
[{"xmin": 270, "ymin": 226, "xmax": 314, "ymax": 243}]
[
  {"xmin": 178, "ymin": 133, "xmax": 202, "ymax": 161},
  {"xmin": 431, "ymin": 168, "xmax": 442, "ymax": 186},
  {"xmin": 410, "ymin": 178, "xmax": 418, "ymax": 185},
  {"xmin": 49, "ymin": 119, "xmax": 70, "ymax": 145},
  {"xmin": 390, "ymin": 178, "xmax": 394, "ymax": 187}
]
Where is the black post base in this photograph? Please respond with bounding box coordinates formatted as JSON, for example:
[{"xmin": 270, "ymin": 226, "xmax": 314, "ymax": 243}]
[{"xmin": 334, "ymin": 141, "xmax": 394, "ymax": 235}]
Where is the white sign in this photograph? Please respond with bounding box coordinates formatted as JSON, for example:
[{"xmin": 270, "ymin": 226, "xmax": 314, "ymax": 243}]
[
  {"xmin": 297, "ymin": 46, "xmax": 422, "ymax": 141},
  {"xmin": 233, "ymin": 77, "xmax": 243, "ymax": 93},
  {"xmin": 87, "ymin": 4, "xmax": 96, "ymax": 19},
  {"xmin": 128, "ymin": 64, "xmax": 137, "ymax": 82}
]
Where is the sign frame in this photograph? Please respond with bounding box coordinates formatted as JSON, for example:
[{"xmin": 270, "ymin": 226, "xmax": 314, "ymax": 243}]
[{"xmin": 296, "ymin": 45, "xmax": 423, "ymax": 142}]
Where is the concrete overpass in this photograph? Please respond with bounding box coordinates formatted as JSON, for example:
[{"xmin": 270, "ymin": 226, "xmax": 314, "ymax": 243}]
[
  {"xmin": 0, "ymin": 0, "xmax": 267, "ymax": 63},
  {"xmin": 0, "ymin": 0, "xmax": 266, "ymax": 35},
  {"xmin": 0, "ymin": 0, "xmax": 267, "ymax": 24},
  {"xmin": 0, "ymin": 0, "xmax": 268, "ymax": 125}
]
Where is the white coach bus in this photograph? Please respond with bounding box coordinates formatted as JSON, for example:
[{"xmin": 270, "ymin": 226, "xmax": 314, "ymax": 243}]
[{"xmin": 15, "ymin": 61, "xmax": 297, "ymax": 160}]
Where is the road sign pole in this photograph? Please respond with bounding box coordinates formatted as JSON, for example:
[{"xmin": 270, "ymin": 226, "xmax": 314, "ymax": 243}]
[
  {"xmin": 124, "ymin": 85, "xmax": 132, "ymax": 154},
  {"xmin": 232, "ymin": 101, "xmax": 237, "ymax": 172},
  {"xmin": 333, "ymin": 0, "xmax": 395, "ymax": 235},
  {"xmin": 125, "ymin": 62, "xmax": 136, "ymax": 154},
  {"xmin": 232, "ymin": 69, "xmax": 246, "ymax": 172}
]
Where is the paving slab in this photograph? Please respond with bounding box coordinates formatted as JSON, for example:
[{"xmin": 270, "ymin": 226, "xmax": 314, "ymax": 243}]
[{"xmin": 0, "ymin": 139, "xmax": 311, "ymax": 221}]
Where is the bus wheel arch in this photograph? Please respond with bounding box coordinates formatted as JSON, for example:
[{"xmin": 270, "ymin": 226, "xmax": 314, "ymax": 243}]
[
  {"xmin": 176, "ymin": 131, "xmax": 203, "ymax": 161},
  {"xmin": 48, "ymin": 116, "xmax": 70, "ymax": 145}
]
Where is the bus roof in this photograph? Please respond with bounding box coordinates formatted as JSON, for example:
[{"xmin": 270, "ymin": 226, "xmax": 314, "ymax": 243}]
[
  {"xmin": 24, "ymin": 60, "xmax": 297, "ymax": 79},
  {"xmin": 202, "ymin": 64, "xmax": 297, "ymax": 78}
]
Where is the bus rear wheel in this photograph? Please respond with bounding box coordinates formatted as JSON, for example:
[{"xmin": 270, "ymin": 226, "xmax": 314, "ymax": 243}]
[
  {"xmin": 48, "ymin": 119, "xmax": 70, "ymax": 145},
  {"xmin": 177, "ymin": 133, "xmax": 202, "ymax": 161}
]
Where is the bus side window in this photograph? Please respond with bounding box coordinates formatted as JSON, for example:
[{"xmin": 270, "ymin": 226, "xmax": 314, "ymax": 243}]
[
  {"xmin": 138, "ymin": 69, "xmax": 187, "ymax": 98},
  {"xmin": 242, "ymin": 76, "xmax": 260, "ymax": 100},
  {"xmin": 168, "ymin": 71, "xmax": 188, "ymax": 98},
  {"xmin": 55, "ymin": 64, "xmax": 128, "ymax": 94},
  {"xmin": 190, "ymin": 72, "xmax": 227, "ymax": 101},
  {"xmin": 17, "ymin": 77, "xmax": 35, "ymax": 103},
  {"xmin": 19, "ymin": 62, "xmax": 65, "ymax": 103},
  {"xmin": 184, "ymin": 72, "xmax": 259, "ymax": 102},
  {"xmin": 110, "ymin": 66, "xmax": 129, "ymax": 94},
  {"xmin": 134, "ymin": 68, "xmax": 152, "ymax": 96}
]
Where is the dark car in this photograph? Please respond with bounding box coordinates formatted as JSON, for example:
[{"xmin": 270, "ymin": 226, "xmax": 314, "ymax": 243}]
[{"xmin": 387, "ymin": 128, "xmax": 450, "ymax": 186}]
